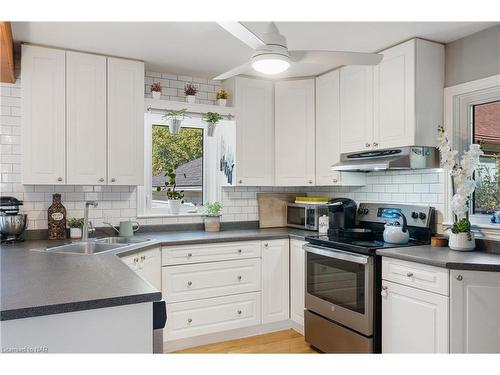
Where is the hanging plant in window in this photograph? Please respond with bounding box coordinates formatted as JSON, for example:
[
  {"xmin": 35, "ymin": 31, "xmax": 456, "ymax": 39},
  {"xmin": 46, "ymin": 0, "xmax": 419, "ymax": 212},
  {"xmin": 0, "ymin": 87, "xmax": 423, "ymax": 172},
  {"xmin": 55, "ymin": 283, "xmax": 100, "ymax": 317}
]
[
  {"xmin": 202, "ymin": 112, "xmax": 224, "ymax": 137},
  {"xmin": 162, "ymin": 109, "xmax": 190, "ymax": 134}
]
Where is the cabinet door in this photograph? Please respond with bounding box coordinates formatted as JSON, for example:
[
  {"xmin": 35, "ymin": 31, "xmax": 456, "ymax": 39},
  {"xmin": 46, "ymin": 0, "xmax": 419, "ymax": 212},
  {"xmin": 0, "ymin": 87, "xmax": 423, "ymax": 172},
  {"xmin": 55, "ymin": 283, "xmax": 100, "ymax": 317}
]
[
  {"xmin": 107, "ymin": 57, "xmax": 144, "ymax": 185},
  {"xmin": 121, "ymin": 247, "xmax": 161, "ymax": 291},
  {"xmin": 373, "ymin": 40, "xmax": 415, "ymax": 149},
  {"xmin": 66, "ymin": 51, "xmax": 107, "ymax": 185},
  {"xmin": 21, "ymin": 45, "xmax": 66, "ymax": 184},
  {"xmin": 275, "ymin": 79, "xmax": 315, "ymax": 186},
  {"xmin": 290, "ymin": 239, "xmax": 305, "ymax": 331},
  {"xmin": 261, "ymin": 239, "xmax": 289, "ymax": 323},
  {"xmin": 339, "ymin": 65, "xmax": 373, "ymax": 154},
  {"xmin": 234, "ymin": 77, "xmax": 274, "ymax": 186},
  {"xmin": 451, "ymin": 270, "xmax": 500, "ymax": 353},
  {"xmin": 382, "ymin": 280, "xmax": 449, "ymax": 353},
  {"xmin": 315, "ymin": 71, "xmax": 366, "ymax": 186}
]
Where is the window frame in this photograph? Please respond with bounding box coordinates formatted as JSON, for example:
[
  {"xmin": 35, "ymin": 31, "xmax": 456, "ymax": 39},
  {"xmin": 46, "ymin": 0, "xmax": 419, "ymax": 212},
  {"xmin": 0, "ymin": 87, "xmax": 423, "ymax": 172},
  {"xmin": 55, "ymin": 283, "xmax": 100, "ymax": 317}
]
[{"xmin": 443, "ymin": 74, "xmax": 500, "ymax": 238}]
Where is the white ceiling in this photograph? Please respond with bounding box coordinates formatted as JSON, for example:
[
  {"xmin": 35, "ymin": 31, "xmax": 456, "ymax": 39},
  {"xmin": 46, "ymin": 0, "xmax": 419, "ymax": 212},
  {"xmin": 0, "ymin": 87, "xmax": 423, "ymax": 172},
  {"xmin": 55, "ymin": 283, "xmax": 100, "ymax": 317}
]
[{"xmin": 12, "ymin": 21, "xmax": 497, "ymax": 79}]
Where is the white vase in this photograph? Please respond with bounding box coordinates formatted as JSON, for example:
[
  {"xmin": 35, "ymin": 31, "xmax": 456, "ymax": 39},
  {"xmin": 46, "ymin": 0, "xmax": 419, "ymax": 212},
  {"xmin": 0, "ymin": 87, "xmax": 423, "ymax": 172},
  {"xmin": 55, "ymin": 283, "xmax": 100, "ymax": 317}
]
[
  {"xmin": 217, "ymin": 98, "xmax": 227, "ymax": 107},
  {"xmin": 169, "ymin": 199, "xmax": 182, "ymax": 215},
  {"xmin": 206, "ymin": 121, "xmax": 217, "ymax": 137},
  {"xmin": 169, "ymin": 118, "xmax": 182, "ymax": 134},
  {"xmin": 449, "ymin": 232, "xmax": 476, "ymax": 251},
  {"xmin": 70, "ymin": 227, "xmax": 82, "ymax": 240},
  {"xmin": 204, "ymin": 216, "xmax": 221, "ymax": 232},
  {"xmin": 152, "ymin": 91, "xmax": 161, "ymax": 100},
  {"xmin": 186, "ymin": 95, "xmax": 196, "ymax": 104}
]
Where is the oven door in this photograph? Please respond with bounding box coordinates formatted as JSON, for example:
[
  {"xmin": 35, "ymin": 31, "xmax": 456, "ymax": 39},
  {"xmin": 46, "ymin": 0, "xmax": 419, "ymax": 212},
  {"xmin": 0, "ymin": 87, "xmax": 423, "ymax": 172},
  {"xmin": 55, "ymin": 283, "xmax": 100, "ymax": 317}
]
[{"xmin": 304, "ymin": 244, "xmax": 373, "ymax": 336}]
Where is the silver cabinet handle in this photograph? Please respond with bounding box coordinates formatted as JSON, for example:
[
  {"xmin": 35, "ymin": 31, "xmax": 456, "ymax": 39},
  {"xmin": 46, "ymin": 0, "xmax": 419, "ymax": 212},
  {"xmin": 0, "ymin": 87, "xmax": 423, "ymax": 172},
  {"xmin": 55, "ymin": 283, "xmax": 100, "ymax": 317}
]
[
  {"xmin": 187, "ymin": 281, "xmax": 192, "ymax": 286},
  {"xmin": 57, "ymin": 177, "xmax": 63, "ymax": 182},
  {"xmin": 133, "ymin": 257, "xmax": 139, "ymax": 263},
  {"xmin": 187, "ymin": 318, "xmax": 192, "ymax": 323},
  {"xmin": 111, "ymin": 178, "xmax": 116, "ymax": 183},
  {"xmin": 373, "ymin": 142, "xmax": 379, "ymax": 147},
  {"xmin": 332, "ymin": 179, "xmax": 338, "ymax": 183},
  {"xmin": 238, "ymin": 180, "xmax": 242, "ymax": 184},
  {"xmin": 264, "ymin": 243, "xmax": 269, "ymax": 247},
  {"xmin": 237, "ymin": 310, "xmax": 242, "ymax": 315},
  {"xmin": 237, "ymin": 249, "xmax": 242, "ymax": 254},
  {"xmin": 365, "ymin": 143, "xmax": 371, "ymax": 148},
  {"xmin": 308, "ymin": 180, "xmax": 313, "ymax": 184},
  {"xmin": 456, "ymin": 275, "xmax": 463, "ymax": 281},
  {"xmin": 187, "ymin": 253, "xmax": 193, "ymax": 258},
  {"xmin": 406, "ymin": 272, "xmax": 414, "ymax": 277},
  {"xmin": 381, "ymin": 285, "xmax": 388, "ymax": 297},
  {"xmin": 237, "ymin": 275, "xmax": 242, "ymax": 281},
  {"xmin": 99, "ymin": 178, "xmax": 104, "ymax": 182}
]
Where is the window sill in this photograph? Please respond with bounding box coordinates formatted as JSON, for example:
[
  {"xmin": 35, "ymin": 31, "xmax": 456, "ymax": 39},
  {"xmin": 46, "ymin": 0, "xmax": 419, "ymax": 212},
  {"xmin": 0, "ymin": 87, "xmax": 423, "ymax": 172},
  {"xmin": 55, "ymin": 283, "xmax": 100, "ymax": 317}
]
[
  {"xmin": 137, "ymin": 212, "xmax": 206, "ymax": 219},
  {"xmin": 442, "ymin": 221, "xmax": 500, "ymax": 241}
]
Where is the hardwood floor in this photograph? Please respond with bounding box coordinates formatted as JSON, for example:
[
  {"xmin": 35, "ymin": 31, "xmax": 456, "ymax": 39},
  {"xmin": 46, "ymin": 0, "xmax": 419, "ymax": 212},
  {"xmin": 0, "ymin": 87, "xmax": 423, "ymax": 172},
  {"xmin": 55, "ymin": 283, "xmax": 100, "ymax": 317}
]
[{"xmin": 173, "ymin": 329, "xmax": 319, "ymax": 354}]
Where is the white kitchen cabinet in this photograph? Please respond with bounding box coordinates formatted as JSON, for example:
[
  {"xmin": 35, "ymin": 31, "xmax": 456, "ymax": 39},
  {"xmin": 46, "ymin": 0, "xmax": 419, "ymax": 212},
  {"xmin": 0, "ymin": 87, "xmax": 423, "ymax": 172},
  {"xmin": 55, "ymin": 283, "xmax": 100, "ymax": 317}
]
[
  {"xmin": 315, "ymin": 70, "xmax": 365, "ymax": 186},
  {"xmin": 121, "ymin": 247, "xmax": 161, "ymax": 291},
  {"xmin": 451, "ymin": 270, "xmax": 500, "ymax": 353},
  {"xmin": 66, "ymin": 51, "xmax": 107, "ymax": 185},
  {"xmin": 373, "ymin": 39, "xmax": 444, "ymax": 149},
  {"xmin": 339, "ymin": 65, "xmax": 374, "ymax": 154},
  {"xmin": 224, "ymin": 77, "xmax": 274, "ymax": 186},
  {"xmin": 290, "ymin": 239, "xmax": 305, "ymax": 331},
  {"xmin": 107, "ymin": 57, "xmax": 145, "ymax": 185},
  {"xmin": 261, "ymin": 239, "xmax": 290, "ymax": 323},
  {"xmin": 21, "ymin": 45, "xmax": 66, "ymax": 184},
  {"xmin": 382, "ymin": 280, "xmax": 449, "ymax": 353},
  {"xmin": 275, "ymin": 79, "xmax": 315, "ymax": 186}
]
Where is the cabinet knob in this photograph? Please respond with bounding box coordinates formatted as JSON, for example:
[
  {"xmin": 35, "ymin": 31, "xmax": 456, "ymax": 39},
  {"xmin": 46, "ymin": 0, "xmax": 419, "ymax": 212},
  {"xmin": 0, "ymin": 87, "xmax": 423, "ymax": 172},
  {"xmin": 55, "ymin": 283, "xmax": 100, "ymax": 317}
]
[
  {"xmin": 187, "ymin": 253, "xmax": 193, "ymax": 258},
  {"xmin": 57, "ymin": 177, "xmax": 63, "ymax": 182},
  {"xmin": 237, "ymin": 275, "xmax": 242, "ymax": 281},
  {"xmin": 187, "ymin": 281, "xmax": 192, "ymax": 286},
  {"xmin": 381, "ymin": 285, "xmax": 388, "ymax": 297},
  {"xmin": 140, "ymin": 255, "xmax": 145, "ymax": 261},
  {"xmin": 264, "ymin": 243, "xmax": 269, "ymax": 248},
  {"xmin": 99, "ymin": 178, "xmax": 104, "ymax": 182},
  {"xmin": 365, "ymin": 143, "xmax": 371, "ymax": 148},
  {"xmin": 406, "ymin": 272, "xmax": 414, "ymax": 277},
  {"xmin": 238, "ymin": 180, "xmax": 243, "ymax": 184},
  {"xmin": 373, "ymin": 142, "xmax": 379, "ymax": 147},
  {"xmin": 187, "ymin": 318, "xmax": 192, "ymax": 323},
  {"xmin": 308, "ymin": 180, "xmax": 313, "ymax": 184},
  {"xmin": 456, "ymin": 275, "xmax": 463, "ymax": 281},
  {"xmin": 237, "ymin": 249, "xmax": 242, "ymax": 254},
  {"xmin": 237, "ymin": 310, "xmax": 242, "ymax": 315},
  {"xmin": 133, "ymin": 257, "xmax": 139, "ymax": 263},
  {"xmin": 111, "ymin": 178, "xmax": 116, "ymax": 183},
  {"xmin": 332, "ymin": 179, "xmax": 338, "ymax": 183}
]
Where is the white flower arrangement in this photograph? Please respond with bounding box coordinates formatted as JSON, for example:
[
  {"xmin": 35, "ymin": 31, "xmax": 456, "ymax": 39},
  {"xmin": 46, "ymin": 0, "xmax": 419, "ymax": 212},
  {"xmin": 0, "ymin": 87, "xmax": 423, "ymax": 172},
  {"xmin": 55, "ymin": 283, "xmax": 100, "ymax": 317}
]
[{"xmin": 437, "ymin": 126, "xmax": 484, "ymax": 221}]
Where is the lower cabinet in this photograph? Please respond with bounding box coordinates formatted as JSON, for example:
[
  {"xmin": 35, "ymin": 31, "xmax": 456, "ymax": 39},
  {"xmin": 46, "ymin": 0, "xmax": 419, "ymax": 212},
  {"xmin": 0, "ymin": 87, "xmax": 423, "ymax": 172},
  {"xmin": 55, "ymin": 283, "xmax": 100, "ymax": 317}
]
[
  {"xmin": 290, "ymin": 239, "xmax": 306, "ymax": 330},
  {"xmin": 120, "ymin": 247, "xmax": 161, "ymax": 291},
  {"xmin": 451, "ymin": 270, "xmax": 500, "ymax": 353}
]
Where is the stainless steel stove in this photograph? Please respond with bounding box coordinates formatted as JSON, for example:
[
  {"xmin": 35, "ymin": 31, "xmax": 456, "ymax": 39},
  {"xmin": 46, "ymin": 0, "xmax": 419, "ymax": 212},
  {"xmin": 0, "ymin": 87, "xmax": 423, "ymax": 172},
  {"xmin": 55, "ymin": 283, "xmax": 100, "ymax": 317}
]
[{"xmin": 303, "ymin": 202, "xmax": 434, "ymax": 353}]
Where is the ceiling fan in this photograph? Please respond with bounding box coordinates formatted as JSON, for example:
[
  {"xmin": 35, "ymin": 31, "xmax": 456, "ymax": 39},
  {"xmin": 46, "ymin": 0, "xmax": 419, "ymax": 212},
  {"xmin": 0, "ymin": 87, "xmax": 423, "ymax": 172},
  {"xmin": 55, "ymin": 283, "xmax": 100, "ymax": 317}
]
[{"xmin": 213, "ymin": 22, "xmax": 384, "ymax": 80}]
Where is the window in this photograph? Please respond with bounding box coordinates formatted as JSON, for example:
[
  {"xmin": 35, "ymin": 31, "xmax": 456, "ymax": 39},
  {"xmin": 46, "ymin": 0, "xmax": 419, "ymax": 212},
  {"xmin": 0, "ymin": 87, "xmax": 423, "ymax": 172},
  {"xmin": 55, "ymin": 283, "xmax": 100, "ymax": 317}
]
[{"xmin": 473, "ymin": 100, "xmax": 500, "ymax": 214}]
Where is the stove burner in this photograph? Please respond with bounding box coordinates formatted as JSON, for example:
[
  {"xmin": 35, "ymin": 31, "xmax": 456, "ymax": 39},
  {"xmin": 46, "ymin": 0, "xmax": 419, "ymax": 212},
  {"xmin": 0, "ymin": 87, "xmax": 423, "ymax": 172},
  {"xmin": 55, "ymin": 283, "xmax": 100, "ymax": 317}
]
[{"xmin": 351, "ymin": 240, "xmax": 385, "ymax": 247}]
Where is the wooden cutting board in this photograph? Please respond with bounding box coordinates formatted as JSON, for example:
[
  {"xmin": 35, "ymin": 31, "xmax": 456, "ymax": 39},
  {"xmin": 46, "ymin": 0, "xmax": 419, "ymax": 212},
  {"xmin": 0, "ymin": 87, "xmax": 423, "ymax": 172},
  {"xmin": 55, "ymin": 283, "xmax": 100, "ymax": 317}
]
[{"xmin": 257, "ymin": 192, "xmax": 304, "ymax": 228}]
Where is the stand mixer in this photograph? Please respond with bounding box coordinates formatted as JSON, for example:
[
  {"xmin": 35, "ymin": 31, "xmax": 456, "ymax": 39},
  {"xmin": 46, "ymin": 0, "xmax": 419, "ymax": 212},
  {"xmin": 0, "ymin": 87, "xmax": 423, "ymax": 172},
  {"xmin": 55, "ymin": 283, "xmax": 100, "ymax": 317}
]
[{"xmin": 0, "ymin": 196, "xmax": 28, "ymax": 243}]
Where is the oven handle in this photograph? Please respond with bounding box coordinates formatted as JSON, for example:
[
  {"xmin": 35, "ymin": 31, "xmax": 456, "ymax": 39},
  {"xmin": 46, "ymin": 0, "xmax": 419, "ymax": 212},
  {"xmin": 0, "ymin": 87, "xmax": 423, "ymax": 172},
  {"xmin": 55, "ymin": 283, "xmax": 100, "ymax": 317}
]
[{"xmin": 303, "ymin": 244, "xmax": 370, "ymax": 265}]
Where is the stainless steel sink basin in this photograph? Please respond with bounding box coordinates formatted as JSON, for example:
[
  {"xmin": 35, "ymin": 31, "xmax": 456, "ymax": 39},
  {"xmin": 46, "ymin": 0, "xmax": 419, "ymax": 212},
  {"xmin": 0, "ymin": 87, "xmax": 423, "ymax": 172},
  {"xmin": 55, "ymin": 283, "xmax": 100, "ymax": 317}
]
[
  {"xmin": 96, "ymin": 237, "xmax": 151, "ymax": 245},
  {"xmin": 46, "ymin": 241, "xmax": 126, "ymax": 255}
]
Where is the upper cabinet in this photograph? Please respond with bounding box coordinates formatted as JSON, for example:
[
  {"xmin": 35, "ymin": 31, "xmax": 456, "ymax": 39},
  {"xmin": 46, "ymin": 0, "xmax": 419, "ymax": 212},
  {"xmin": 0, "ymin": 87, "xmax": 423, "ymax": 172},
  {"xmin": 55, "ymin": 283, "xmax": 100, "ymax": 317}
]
[
  {"xmin": 316, "ymin": 71, "xmax": 365, "ymax": 186},
  {"xmin": 224, "ymin": 77, "xmax": 274, "ymax": 186},
  {"xmin": 107, "ymin": 57, "xmax": 145, "ymax": 185},
  {"xmin": 21, "ymin": 45, "xmax": 145, "ymax": 185},
  {"xmin": 275, "ymin": 79, "xmax": 315, "ymax": 186},
  {"xmin": 339, "ymin": 38, "xmax": 444, "ymax": 154},
  {"xmin": 22, "ymin": 45, "xmax": 66, "ymax": 184}
]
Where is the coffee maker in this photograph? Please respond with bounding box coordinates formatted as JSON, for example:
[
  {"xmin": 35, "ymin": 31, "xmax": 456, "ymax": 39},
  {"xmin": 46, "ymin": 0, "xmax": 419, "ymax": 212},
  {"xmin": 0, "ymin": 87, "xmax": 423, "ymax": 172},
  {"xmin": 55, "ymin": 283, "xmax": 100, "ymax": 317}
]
[{"xmin": 327, "ymin": 198, "xmax": 357, "ymax": 237}]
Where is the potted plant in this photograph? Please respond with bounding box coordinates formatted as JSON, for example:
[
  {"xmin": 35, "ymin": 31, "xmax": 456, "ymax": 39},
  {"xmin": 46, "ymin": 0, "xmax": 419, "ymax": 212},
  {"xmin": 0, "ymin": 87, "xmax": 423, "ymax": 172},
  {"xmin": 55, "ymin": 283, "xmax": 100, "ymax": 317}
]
[
  {"xmin": 67, "ymin": 218, "xmax": 84, "ymax": 239},
  {"xmin": 216, "ymin": 89, "xmax": 228, "ymax": 107},
  {"xmin": 150, "ymin": 82, "xmax": 162, "ymax": 100},
  {"xmin": 204, "ymin": 201, "xmax": 222, "ymax": 232},
  {"xmin": 202, "ymin": 112, "xmax": 224, "ymax": 137},
  {"xmin": 162, "ymin": 109, "xmax": 189, "ymax": 134},
  {"xmin": 156, "ymin": 168, "xmax": 185, "ymax": 215},
  {"xmin": 437, "ymin": 126, "xmax": 484, "ymax": 251},
  {"xmin": 184, "ymin": 83, "xmax": 198, "ymax": 104}
]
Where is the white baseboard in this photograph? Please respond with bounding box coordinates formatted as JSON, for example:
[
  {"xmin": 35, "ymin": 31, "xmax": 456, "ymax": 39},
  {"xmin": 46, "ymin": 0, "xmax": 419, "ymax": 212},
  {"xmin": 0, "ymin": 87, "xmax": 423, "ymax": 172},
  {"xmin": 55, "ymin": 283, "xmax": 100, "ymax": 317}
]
[{"xmin": 163, "ymin": 320, "xmax": 299, "ymax": 353}]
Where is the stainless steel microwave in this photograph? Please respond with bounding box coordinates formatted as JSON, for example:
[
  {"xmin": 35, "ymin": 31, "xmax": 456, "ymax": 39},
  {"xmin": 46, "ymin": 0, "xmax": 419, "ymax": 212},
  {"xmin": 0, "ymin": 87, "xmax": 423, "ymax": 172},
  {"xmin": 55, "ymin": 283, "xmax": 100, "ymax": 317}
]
[{"xmin": 286, "ymin": 203, "xmax": 329, "ymax": 231}]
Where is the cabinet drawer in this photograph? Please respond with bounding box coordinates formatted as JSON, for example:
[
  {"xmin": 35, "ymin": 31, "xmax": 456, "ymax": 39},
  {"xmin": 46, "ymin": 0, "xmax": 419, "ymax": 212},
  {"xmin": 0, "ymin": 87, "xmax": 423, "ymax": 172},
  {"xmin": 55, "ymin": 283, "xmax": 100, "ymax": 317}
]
[
  {"xmin": 164, "ymin": 292, "xmax": 261, "ymax": 341},
  {"xmin": 162, "ymin": 258, "xmax": 261, "ymax": 303},
  {"xmin": 162, "ymin": 241, "xmax": 261, "ymax": 265},
  {"xmin": 382, "ymin": 258, "xmax": 449, "ymax": 296}
]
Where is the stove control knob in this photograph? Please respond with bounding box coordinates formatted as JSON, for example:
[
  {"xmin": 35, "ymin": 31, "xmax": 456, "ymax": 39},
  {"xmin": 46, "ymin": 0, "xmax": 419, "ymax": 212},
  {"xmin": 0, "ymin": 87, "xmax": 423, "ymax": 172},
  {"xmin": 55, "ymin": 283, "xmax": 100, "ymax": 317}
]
[
  {"xmin": 362, "ymin": 208, "xmax": 369, "ymax": 215},
  {"xmin": 411, "ymin": 212, "xmax": 419, "ymax": 219},
  {"xmin": 357, "ymin": 208, "xmax": 364, "ymax": 215},
  {"xmin": 418, "ymin": 212, "xmax": 427, "ymax": 220}
]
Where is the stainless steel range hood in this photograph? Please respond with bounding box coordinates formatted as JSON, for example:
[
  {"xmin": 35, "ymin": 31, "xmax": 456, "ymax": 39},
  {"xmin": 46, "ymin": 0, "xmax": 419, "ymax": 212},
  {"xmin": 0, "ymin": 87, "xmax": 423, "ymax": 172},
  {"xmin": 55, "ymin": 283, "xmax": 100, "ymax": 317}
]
[{"xmin": 331, "ymin": 146, "xmax": 438, "ymax": 172}]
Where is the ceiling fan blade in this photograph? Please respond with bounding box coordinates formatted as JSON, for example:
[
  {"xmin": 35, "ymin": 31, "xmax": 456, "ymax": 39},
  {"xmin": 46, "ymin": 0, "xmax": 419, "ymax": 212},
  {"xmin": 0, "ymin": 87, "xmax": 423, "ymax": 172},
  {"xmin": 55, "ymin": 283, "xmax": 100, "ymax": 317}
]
[
  {"xmin": 216, "ymin": 22, "xmax": 265, "ymax": 50},
  {"xmin": 289, "ymin": 50, "xmax": 383, "ymax": 66},
  {"xmin": 213, "ymin": 62, "xmax": 251, "ymax": 81}
]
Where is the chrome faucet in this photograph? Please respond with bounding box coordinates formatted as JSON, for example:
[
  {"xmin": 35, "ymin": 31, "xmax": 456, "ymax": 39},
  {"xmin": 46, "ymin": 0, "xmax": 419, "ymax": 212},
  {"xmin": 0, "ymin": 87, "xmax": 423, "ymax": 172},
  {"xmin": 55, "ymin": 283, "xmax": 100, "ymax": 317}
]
[{"xmin": 82, "ymin": 201, "xmax": 98, "ymax": 242}]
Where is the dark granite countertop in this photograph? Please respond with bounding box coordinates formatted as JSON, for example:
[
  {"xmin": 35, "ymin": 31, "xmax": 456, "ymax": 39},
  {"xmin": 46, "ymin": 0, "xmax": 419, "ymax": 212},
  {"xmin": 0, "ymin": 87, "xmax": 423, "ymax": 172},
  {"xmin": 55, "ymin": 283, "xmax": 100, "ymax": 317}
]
[
  {"xmin": 377, "ymin": 245, "xmax": 500, "ymax": 271},
  {"xmin": 0, "ymin": 227, "xmax": 312, "ymax": 321}
]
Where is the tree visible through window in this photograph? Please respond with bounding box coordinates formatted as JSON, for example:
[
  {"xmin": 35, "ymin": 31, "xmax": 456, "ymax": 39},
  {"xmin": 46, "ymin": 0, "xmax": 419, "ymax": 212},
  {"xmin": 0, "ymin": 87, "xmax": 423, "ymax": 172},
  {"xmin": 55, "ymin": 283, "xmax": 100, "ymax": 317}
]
[
  {"xmin": 473, "ymin": 100, "xmax": 500, "ymax": 214},
  {"xmin": 151, "ymin": 125, "xmax": 203, "ymax": 207}
]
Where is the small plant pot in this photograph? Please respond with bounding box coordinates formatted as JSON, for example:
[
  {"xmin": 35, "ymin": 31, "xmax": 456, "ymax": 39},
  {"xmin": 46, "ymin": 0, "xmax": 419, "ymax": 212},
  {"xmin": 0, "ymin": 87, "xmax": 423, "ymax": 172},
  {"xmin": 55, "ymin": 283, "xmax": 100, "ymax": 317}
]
[
  {"xmin": 204, "ymin": 216, "xmax": 221, "ymax": 232},
  {"xmin": 217, "ymin": 98, "xmax": 227, "ymax": 107},
  {"xmin": 169, "ymin": 118, "xmax": 182, "ymax": 134},
  {"xmin": 152, "ymin": 91, "xmax": 161, "ymax": 100},
  {"xmin": 169, "ymin": 199, "xmax": 182, "ymax": 215},
  {"xmin": 70, "ymin": 227, "xmax": 82, "ymax": 240},
  {"xmin": 186, "ymin": 95, "xmax": 196, "ymax": 104},
  {"xmin": 449, "ymin": 232, "xmax": 476, "ymax": 251},
  {"xmin": 207, "ymin": 122, "xmax": 218, "ymax": 137}
]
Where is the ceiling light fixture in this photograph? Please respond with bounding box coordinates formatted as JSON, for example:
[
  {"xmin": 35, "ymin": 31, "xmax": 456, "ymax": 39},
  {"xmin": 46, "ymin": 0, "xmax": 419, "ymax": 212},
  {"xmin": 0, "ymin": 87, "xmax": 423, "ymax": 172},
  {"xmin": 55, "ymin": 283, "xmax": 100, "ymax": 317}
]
[{"xmin": 251, "ymin": 53, "xmax": 290, "ymax": 75}]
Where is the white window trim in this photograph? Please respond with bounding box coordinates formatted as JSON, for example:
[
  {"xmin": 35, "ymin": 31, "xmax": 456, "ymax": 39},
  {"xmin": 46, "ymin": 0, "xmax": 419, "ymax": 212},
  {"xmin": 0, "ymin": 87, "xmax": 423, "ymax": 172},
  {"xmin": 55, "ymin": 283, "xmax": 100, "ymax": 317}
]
[
  {"xmin": 137, "ymin": 112, "xmax": 210, "ymax": 218},
  {"xmin": 443, "ymin": 74, "xmax": 500, "ymax": 239}
]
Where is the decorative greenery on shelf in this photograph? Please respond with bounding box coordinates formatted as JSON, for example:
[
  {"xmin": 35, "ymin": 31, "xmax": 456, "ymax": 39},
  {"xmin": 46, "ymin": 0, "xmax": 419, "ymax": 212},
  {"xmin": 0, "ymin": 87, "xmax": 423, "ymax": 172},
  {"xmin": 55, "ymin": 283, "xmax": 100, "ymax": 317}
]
[
  {"xmin": 67, "ymin": 218, "xmax": 84, "ymax": 228},
  {"xmin": 452, "ymin": 218, "xmax": 472, "ymax": 240},
  {"xmin": 205, "ymin": 201, "xmax": 222, "ymax": 216},
  {"xmin": 184, "ymin": 83, "xmax": 198, "ymax": 96},
  {"xmin": 162, "ymin": 109, "xmax": 190, "ymax": 121},
  {"xmin": 216, "ymin": 89, "xmax": 228, "ymax": 100},
  {"xmin": 157, "ymin": 168, "xmax": 185, "ymax": 201},
  {"xmin": 202, "ymin": 112, "xmax": 224, "ymax": 124},
  {"xmin": 150, "ymin": 82, "xmax": 162, "ymax": 92}
]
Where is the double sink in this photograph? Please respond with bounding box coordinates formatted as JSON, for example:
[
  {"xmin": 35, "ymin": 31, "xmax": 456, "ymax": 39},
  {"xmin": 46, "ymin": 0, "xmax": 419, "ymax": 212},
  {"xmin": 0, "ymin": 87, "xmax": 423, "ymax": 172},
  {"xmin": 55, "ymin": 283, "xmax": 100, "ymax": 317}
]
[{"xmin": 43, "ymin": 237, "xmax": 151, "ymax": 255}]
